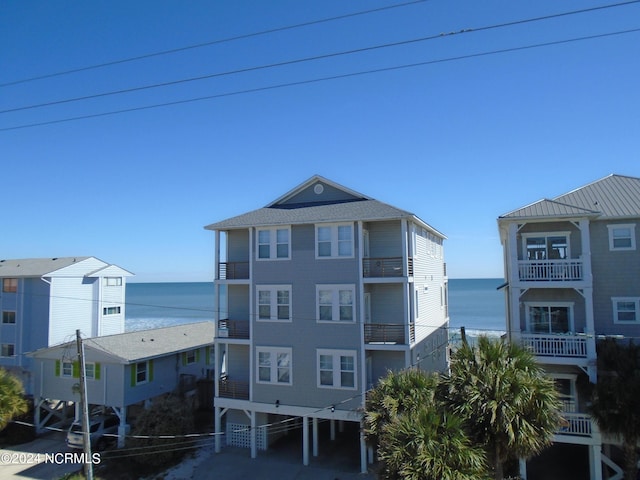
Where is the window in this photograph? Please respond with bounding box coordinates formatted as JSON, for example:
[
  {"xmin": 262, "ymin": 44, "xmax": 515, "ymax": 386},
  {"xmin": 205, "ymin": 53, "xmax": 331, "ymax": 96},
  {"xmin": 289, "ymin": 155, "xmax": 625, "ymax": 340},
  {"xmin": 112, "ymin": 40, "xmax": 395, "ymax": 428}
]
[
  {"xmin": 613, "ymin": 298, "xmax": 640, "ymax": 323},
  {"xmin": 257, "ymin": 227, "xmax": 290, "ymax": 260},
  {"xmin": 257, "ymin": 285, "xmax": 291, "ymax": 321},
  {"xmin": 183, "ymin": 349, "xmax": 199, "ymax": 365},
  {"xmin": 317, "ymin": 285, "xmax": 355, "ymax": 322},
  {"xmin": 62, "ymin": 361, "xmax": 73, "ymax": 377},
  {"xmin": 256, "ymin": 347, "xmax": 292, "ymax": 385},
  {"xmin": 2, "ymin": 278, "xmax": 17, "ymax": 293},
  {"xmin": 132, "ymin": 361, "xmax": 153, "ymax": 385},
  {"xmin": 523, "ymin": 234, "xmax": 569, "ymax": 260},
  {"xmin": 85, "ymin": 363, "xmax": 95, "ymax": 380},
  {"xmin": 317, "ymin": 349, "xmax": 356, "ymax": 389},
  {"xmin": 1, "ymin": 344, "xmax": 15, "ymax": 357},
  {"xmin": 608, "ymin": 224, "xmax": 636, "ymax": 251},
  {"xmin": 104, "ymin": 277, "xmax": 122, "ymax": 286},
  {"xmin": 316, "ymin": 224, "xmax": 353, "ymax": 258},
  {"xmin": 526, "ymin": 303, "xmax": 573, "ymax": 333},
  {"xmin": 2, "ymin": 311, "xmax": 16, "ymax": 324},
  {"xmin": 103, "ymin": 306, "xmax": 121, "ymax": 315}
]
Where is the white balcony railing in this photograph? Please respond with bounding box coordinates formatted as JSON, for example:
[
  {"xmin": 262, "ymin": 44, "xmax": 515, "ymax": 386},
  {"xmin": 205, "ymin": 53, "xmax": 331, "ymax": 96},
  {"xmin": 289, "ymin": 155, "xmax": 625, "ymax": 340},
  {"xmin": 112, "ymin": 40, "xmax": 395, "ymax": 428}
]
[
  {"xmin": 521, "ymin": 334, "xmax": 588, "ymax": 358},
  {"xmin": 557, "ymin": 413, "xmax": 594, "ymax": 437},
  {"xmin": 518, "ymin": 260, "xmax": 583, "ymax": 282}
]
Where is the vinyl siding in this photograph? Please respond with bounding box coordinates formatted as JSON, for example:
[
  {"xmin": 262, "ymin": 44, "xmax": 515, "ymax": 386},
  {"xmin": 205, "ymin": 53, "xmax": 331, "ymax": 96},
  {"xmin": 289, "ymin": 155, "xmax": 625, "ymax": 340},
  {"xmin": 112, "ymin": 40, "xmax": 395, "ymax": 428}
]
[
  {"xmin": 49, "ymin": 277, "xmax": 98, "ymax": 344},
  {"xmin": 365, "ymin": 220, "xmax": 403, "ymax": 258}
]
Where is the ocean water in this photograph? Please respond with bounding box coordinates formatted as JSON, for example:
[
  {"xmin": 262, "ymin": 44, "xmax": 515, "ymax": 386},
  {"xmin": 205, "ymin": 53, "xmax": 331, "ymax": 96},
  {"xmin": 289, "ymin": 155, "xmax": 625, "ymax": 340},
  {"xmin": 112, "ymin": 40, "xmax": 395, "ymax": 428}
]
[{"xmin": 125, "ymin": 279, "xmax": 506, "ymax": 336}]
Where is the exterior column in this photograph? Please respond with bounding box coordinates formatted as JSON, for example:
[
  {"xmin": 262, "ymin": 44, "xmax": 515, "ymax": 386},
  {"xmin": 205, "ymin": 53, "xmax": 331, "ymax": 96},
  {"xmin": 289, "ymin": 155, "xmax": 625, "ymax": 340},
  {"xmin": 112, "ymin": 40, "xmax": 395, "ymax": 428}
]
[
  {"xmin": 302, "ymin": 417, "xmax": 309, "ymax": 466},
  {"xmin": 115, "ymin": 407, "xmax": 128, "ymax": 449},
  {"xmin": 250, "ymin": 411, "xmax": 257, "ymax": 459},
  {"xmin": 519, "ymin": 458, "xmax": 527, "ymax": 479},
  {"xmin": 589, "ymin": 443, "xmax": 603, "ymax": 480},
  {"xmin": 360, "ymin": 425, "xmax": 367, "ymax": 474},
  {"xmin": 214, "ymin": 406, "xmax": 222, "ymax": 453},
  {"xmin": 330, "ymin": 419, "xmax": 336, "ymax": 441},
  {"xmin": 312, "ymin": 417, "xmax": 319, "ymax": 457}
]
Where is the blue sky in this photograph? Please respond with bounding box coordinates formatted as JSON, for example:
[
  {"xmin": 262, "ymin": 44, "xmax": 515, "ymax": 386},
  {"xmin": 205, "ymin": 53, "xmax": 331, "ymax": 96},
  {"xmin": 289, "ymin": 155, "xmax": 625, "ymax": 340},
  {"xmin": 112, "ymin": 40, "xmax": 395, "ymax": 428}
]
[{"xmin": 1, "ymin": 0, "xmax": 639, "ymax": 282}]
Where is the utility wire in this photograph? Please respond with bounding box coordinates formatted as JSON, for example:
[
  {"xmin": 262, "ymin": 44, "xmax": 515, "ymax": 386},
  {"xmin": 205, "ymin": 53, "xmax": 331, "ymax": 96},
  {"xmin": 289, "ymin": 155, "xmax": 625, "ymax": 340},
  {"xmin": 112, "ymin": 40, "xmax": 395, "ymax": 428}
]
[
  {"xmin": 1, "ymin": 27, "xmax": 638, "ymax": 133},
  {"xmin": 0, "ymin": 0, "xmax": 429, "ymax": 88},
  {"xmin": 2, "ymin": 1, "xmax": 638, "ymax": 115}
]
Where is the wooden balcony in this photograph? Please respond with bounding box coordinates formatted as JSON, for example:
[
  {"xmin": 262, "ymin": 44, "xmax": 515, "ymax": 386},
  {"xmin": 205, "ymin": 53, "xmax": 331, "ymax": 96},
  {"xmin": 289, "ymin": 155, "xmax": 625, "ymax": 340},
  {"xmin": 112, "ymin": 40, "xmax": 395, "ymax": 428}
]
[
  {"xmin": 218, "ymin": 262, "xmax": 249, "ymax": 280},
  {"xmin": 217, "ymin": 319, "xmax": 249, "ymax": 339},
  {"xmin": 363, "ymin": 257, "xmax": 413, "ymax": 278},
  {"xmin": 521, "ymin": 333, "xmax": 588, "ymax": 359},
  {"xmin": 518, "ymin": 260, "xmax": 583, "ymax": 282},
  {"xmin": 218, "ymin": 377, "xmax": 249, "ymax": 400}
]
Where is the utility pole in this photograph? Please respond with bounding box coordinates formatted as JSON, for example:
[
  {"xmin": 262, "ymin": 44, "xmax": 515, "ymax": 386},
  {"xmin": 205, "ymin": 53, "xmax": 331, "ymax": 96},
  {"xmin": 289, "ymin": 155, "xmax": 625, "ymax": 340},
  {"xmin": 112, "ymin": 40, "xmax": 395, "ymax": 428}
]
[{"xmin": 76, "ymin": 329, "xmax": 94, "ymax": 480}]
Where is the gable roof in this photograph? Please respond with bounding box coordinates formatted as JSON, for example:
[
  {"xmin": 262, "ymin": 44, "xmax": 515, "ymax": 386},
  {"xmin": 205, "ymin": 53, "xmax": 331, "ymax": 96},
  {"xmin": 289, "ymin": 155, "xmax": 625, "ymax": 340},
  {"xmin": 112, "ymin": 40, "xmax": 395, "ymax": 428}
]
[
  {"xmin": 0, "ymin": 257, "xmax": 133, "ymax": 278},
  {"xmin": 499, "ymin": 174, "xmax": 640, "ymax": 220},
  {"xmin": 205, "ymin": 175, "xmax": 446, "ymax": 238},
  {"xmin": 29, "ymin": 321, "xmax": 214, "ymax": 363}
]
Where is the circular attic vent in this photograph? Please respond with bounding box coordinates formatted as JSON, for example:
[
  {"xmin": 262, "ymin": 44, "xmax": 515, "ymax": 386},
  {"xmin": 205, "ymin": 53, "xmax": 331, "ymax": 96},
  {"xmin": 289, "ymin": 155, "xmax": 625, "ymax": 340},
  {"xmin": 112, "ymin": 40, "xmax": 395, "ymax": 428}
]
[{"xmin": 314, "ymin": 183, "xmax": 324, "ymax": 194}]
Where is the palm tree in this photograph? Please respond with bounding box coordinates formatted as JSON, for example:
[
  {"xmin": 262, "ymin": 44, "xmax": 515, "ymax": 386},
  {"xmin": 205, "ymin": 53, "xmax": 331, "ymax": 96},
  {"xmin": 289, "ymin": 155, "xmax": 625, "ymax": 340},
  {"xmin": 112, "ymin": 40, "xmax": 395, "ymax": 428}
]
[
  {"xmin": 379, "ymin": 404, "xmax": 488, "ymax": 480},
  {"xmin": 0, "ymin": 368, "xmax": 28, "ymax": 430},
  {"xmin": 443, "ymin": 336, "xmax": 561, "ymax": 480},
  {"xmin": 365, "ymin": 368, "xmax": 489, "ymax": 479},
  {"xmin": 589, "ymin": 339, "xmax": 640, "ymax": 480}
]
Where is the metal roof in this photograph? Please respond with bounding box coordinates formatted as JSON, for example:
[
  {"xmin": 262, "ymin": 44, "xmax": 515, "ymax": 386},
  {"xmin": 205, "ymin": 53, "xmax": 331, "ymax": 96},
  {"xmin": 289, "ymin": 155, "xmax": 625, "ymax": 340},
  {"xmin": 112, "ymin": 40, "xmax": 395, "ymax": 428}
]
[
  {"xmin": 499, "ymin": 174, "xmax": 640, "ymax": 220},
  {"xmin": 205, "ymin": 176, "xmax": 446, "ymax": 238},
  {"xmin": 0, "ymin": 257, "xmax": 91, "ymax": 277},
  {"xmin": 30, "ymin": 322, "xmax": 215, "ymax": 363}
]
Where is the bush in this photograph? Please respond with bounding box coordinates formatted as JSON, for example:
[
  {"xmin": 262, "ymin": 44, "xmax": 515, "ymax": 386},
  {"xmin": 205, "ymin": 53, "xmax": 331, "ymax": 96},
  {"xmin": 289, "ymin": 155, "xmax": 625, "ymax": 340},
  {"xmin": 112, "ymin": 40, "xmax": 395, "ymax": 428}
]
[{"xmin": 128, "ymin": 395, "xmax": 195, "ymax": 468}]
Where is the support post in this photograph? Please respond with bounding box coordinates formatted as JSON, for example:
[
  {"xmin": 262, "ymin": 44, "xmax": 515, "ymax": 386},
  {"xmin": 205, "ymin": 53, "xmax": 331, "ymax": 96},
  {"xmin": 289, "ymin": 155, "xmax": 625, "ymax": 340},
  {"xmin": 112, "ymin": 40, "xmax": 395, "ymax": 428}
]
[
  {"xmin": 360, "ymin": 425, "xmax": 367, "ymax": 474},
  {"xmin": 312, "ymin": 417, "xmax": 318, "ymax": 457},
  {"xmin": 215, "ymin": 406, "xmax": 222, "ymax": 453},
  {"xmin": 250, "ymin": 411, "xmax": 257, "ymax": 459},
  {"xmin": 330, "ymin": 419, "xmax": 336, "ymax": 441},
  {"xmin": 302, "ymin": 417, "xmax": 309, "ymax": 466},
  {"xmin": 76, "ymin": 330, "xmax": 93, "ymax": 480}
]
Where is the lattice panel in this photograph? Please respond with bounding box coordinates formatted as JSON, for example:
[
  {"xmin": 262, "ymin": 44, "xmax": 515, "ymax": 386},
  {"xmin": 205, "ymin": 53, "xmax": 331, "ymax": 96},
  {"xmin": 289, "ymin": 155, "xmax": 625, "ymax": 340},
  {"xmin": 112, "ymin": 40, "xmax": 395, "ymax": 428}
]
[{"xmin": 226, "ymin": 423, "xmax": 267, "ymax": 450}]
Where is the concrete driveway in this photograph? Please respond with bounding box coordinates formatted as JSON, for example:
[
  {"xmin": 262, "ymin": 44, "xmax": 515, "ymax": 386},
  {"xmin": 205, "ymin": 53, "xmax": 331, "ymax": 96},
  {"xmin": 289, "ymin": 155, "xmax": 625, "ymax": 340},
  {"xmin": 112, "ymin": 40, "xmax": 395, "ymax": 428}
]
[{"xmin": 0, "ymin": 431, "xmax": 87, "ymax": 480}]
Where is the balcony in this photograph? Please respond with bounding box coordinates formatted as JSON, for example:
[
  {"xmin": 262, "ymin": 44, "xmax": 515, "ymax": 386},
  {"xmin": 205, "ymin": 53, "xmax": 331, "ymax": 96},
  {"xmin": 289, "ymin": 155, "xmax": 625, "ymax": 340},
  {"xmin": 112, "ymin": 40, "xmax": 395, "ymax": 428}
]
[
  {"xmin": 217, "ymin": 319, "xmax": 249, "ymax": 339},
  {"xmin": 218, "ymin": 377, "xmax": 249, "ymax": 400},
  {"xmin": 218, "ymin": 262, "xmax": 249, "ymax": 280},
  {"xmin": 518, "ymin": 260, "xmax": 583, "ymax": 282},
  {"xmin": 363, "ymin": 257, "xmax": 413, "ymax": 278},
  {"xmin": 556, "ymin": 413, "xmax": 594, "ymax": 438},
  {"xmin": 521, "ymin": 333, "xmax": 588, "ymax": 359}
]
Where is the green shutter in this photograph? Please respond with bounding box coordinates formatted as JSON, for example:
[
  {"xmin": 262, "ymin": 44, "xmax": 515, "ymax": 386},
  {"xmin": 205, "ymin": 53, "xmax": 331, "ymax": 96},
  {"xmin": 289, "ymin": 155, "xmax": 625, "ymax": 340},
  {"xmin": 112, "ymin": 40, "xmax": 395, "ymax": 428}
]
[
  {"xmin": 196, "ymin": 349, "xmax": 201, "ymax": 363},
  {"xmin": 94, "ymin": 363, "xmax": 101, "ymax": 380},
  {"xmin": 182, "ymin": 352, "xmax": 187, "ymax": 366},
  {"xmin": 55, "ymin": 360, "xmax": 60, "ymax": 377},
  {"xmin": 131, "ymin": 364, "xmax": 136, "ymax": 387},
  {"xmin": 72, "ymin": 361, "xmax": 80, "ymax": 378},
  {"xmin": 148, "ymin": 360, "xmax": 154, "ymax": 382}
]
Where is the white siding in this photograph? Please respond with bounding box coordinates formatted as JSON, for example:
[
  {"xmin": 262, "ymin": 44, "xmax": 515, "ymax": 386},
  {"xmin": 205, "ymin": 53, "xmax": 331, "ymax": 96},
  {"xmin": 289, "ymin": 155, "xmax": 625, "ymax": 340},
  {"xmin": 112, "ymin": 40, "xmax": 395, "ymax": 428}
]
[{"xmin": 49, "ymin": 277, "xmax": 99, "ymax": 344}]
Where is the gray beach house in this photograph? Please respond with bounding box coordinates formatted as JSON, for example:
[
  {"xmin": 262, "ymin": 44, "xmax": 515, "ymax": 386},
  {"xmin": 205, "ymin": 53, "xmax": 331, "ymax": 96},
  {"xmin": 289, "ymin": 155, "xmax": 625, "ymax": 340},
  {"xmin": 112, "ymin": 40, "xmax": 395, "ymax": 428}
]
[
  {"xmin": 498, "ymin": 173, "xmax": 640, "ymax": 480},
  {"xmin": 205, "ymin": 175, "xmax": 449, "ymax": 473}
]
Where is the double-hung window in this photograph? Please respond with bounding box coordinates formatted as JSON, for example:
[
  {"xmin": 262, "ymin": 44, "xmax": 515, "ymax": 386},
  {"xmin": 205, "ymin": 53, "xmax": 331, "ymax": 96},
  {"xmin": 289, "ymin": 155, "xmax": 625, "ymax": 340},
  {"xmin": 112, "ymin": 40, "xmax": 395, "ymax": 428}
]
[
  {"xmin": 526, "ymin": 303, "xmax": 573, "ymax": 333},
  {"xmin": 317, "ymin": 349, "xmax": 356, "ymax": 389},
  {"xmin": 608, "ymin": 224, "xmax": 636, "ymax": 251},
  {"xmin": 316, "ymin": 224, "xmax": 353, "ymax": 258},
  {"xmin": 1, "ymin": 344, "xmax": 15, "ymax": 357},
  {"xmin": 2, "ymin": 311, "xmax": 16, "ymax": 324},
  {"xmin": 132, "ymin": 361, "xmax": 153, "ymax": 386},
  {"xmin": 257, "ymin": 227, "xmax": 290, "ymax": 260},
  {"xmin": 612, "ymin": 298, "xmax": 640, "ymax": 323},
  {"xmin": 257, "ymin": 285, "xmax": 291, "ymax": 322},
  {"xmin": 317, "ymin": 285, "xmax": 355, "ymax": 322},
  {"xmin": 2, "ymin": 278, "xmax": 17, "ymax": 293},
  {"xmin": 256, "ymin": 347, "xmax": 292, "ymax": 385},
  {"xmin": 62, "ymin": 361, "xmax": 74, "ymax": 377}
]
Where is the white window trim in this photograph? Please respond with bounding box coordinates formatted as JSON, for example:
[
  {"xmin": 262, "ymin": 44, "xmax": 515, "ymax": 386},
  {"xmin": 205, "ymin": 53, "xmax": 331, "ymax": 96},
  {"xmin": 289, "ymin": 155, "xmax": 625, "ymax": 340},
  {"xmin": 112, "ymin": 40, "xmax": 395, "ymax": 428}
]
[
  {"xmin": 612, "ymin": 297, "xmax": 640, "ymax": 324},
  {"xmin": 256, "ymin": 226, "xmax": 291, "ymax": 260},
  {"xmin": 317, "ymin": 349, "xmax": 357, "ymax": 390},
  {"xmin": 0, "ymin": 343, "xmax": 15, "ymax": 357},
  {"xmin": 550, "ymin": 373, "xmax": 577, "ymax": 413},
  {"xmin": 521, "ymin": 232, "xmax": 571, "ymax": 260},
  {"xmin": 316, "ymin": 284, "xmax": 356, "ymax": 323},
  {"xmin": 135, "ymin": 361, "xmax": 149, "ymax": 385},
  {"xmin": 315, "ymin": 223, "xmax": 354, "ymax": 259},
  {"xmin": 103, "ymin": 306, "xmax": 122, "ymax": 315},
  {"xmin": 524, "ymin": 302, "xmax": 575, "ymax": 333},
  {"xmin": 104, "ymin": 277, "xmax": 122, "ymax": 286},
  {"xmin": 185, "ymin": 350, "xmax": 197, "ymax": 365},
  {"xmin": 256, "ymin": 346, "xmax": 293, "ymax": 385},
  {"xmin": 256, "ymin": 285, "xmax": 292, "ymax": 322},
  {"xmin": 607, "ymin": 224, "xmax": 636, "ymax": 251},
  {"xmin": 62, "ymin": 361, "xmax": 73, "ymax": 377},
  {"xmin": 85, "ymin": 362, "xmax": 96, "ymax": 380}
]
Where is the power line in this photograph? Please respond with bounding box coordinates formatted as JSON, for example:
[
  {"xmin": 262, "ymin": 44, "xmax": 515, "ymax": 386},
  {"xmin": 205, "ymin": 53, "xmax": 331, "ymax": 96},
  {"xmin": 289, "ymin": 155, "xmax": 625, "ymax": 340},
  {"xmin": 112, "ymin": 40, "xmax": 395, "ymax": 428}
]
[
  {"xmin": 1, "ymin": 27, "xmax": 638, "ymax": 133},
  {"xmin": 0, "ymin": 0, "xmax": 429, "ymax": 88},
  {"xmin": 3, "ymin": 1, "xmax": 638, "ymax": 115}
]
